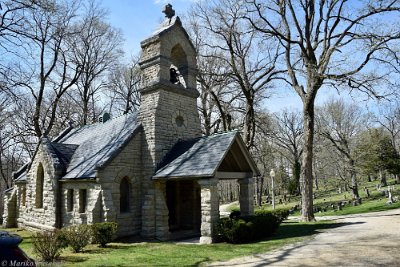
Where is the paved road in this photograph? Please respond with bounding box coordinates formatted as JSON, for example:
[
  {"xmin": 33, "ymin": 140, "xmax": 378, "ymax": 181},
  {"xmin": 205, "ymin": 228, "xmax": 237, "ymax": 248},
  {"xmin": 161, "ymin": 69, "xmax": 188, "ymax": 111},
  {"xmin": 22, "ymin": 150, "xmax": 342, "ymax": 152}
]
[{"xmin": 208, "ymin": 209, "xmax": 400, "ymax": 267}]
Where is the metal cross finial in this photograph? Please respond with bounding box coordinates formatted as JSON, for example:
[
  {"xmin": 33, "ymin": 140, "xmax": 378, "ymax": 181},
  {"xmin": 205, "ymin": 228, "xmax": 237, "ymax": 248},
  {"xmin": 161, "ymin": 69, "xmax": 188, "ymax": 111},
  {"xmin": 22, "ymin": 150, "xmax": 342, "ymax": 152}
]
[{"xmin": 163, "ymin": 3, "xmax": 175, "ymax": 19}]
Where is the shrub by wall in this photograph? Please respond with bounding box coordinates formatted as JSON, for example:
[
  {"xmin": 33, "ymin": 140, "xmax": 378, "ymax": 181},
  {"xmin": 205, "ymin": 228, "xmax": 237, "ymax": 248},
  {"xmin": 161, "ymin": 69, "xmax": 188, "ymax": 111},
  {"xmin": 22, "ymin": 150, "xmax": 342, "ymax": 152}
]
[
  {"xmin": 217, "ymin": 209, "xmax": 289, "ymax": 244},
  {"xmin": 32, "ymin": 230, "xmax": 67, "ymax": 262},
  {"xmin": 91, "ymin": 222, "xmax": 117, "ymax": 247},
  {"xmin": 62, "ymin": 224, "xmax": 92, "ymax": 252}
]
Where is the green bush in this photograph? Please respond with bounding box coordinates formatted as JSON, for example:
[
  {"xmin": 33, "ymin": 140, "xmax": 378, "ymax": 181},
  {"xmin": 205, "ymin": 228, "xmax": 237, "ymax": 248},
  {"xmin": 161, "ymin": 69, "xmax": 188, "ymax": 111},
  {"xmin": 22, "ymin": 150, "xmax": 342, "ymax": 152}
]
[
  {"xmin": 32, "ymin": 230, "xmax": 67, "ymax": 262},
  {"xmin": 62, "ymin": 224, "xmax": 92, "ymax": 252},
  {"xmin": 91, "ymin": 222, "xmax": 117, "ymax": 247},
  {"xmin": 229, "ymin": 210, "xmax": 241, "ymax": 219},
  {"xmin": 256, "ymin": 208, "xmax": 290, "ymax": 223},
  {"xmin": 217, "ymin": 210, "xmax": 287, "ymax": 244},
  {"xmin": 216, "ymin": 218, "xmax": 254, "ymax": 243}
]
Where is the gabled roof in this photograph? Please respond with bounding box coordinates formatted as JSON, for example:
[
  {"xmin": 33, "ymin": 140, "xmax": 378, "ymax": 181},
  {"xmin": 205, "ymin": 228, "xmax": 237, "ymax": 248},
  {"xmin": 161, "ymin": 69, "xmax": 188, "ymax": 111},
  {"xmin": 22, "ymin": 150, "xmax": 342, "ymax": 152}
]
[
  {"xmin": 140, "ymin": 16, "xmax": 194, "ymax": 51},
  {"xmin": 153, "ymin": 131, "xmax": 260, "ymax": 179},
  {"xmin": 56, "ymin": 112, "xmax": 141, "ymax": 179}
]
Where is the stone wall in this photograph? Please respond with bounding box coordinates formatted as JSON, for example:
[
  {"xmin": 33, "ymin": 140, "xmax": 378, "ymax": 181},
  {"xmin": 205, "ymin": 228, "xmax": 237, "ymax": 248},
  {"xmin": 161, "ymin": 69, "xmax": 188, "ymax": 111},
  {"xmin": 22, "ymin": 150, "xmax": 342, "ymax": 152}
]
[
  {"xmin": 139, "ymin": 88, "xmax": 202, "ymax": 239},
  {"xmin": 16, "ymin": 143, "xmax": 61, "ymax": 231},
  {"xmin": 97, "ymin": 132, "xmax": 142, "ymax": 237},
  {"xmin": 138, "ymin": 17, "xmax": 202, "ymax": 240},
  {"xmin": 60, "ymin": 181, "xmax": 100, "ymax": 226}
]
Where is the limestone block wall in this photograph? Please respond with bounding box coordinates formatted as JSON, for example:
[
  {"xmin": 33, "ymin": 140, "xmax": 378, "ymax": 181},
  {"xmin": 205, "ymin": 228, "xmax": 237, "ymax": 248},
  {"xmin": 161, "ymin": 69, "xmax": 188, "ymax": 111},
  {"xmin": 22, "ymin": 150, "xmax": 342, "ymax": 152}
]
[
  {"xmin": 139, "ymin": 89, "xmax": 201, "ymax": 238},
  {"xmin": 140, "ymin": 25, "xmax": 197, "ymax": 89},
  {"xmin": 15, "ymin": 183, "xmax": 27, "ymax": 227},
  {"xmin": 198, "ymin": 179, "xmax": 220, "ymax": 244},
  {"xmin": 140, "ymin": 89, "xmax": 201, "ymax": 165},
  {"xmin": 18, "ymin": 144, "xmax": 60, "ymax": 231},
  {"xmin": 3, "ymin": 189, "xmax": 17, "ymax": 228},
  {"xmin": 159, "ymin": 27, "xmax": 197, "ymax": 88},
  {"xmin": 97, "ymin": 133, "xmax": 142, "ymax": 237},
  {"xmin": 60, "ymin": 181, "xmax": 100, "ymax": 226}
]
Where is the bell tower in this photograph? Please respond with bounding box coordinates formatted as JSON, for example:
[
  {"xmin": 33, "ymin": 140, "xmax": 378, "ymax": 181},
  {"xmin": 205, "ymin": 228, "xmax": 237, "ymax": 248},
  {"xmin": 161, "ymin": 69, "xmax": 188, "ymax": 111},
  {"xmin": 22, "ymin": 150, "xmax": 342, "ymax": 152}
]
[
  {"xmin": 139, "ymin": 5, "xmax": 201, "ymax": 165},
  {"xmin": 138, "ymin": 4, "xmax": 202, "ymax": 238}
]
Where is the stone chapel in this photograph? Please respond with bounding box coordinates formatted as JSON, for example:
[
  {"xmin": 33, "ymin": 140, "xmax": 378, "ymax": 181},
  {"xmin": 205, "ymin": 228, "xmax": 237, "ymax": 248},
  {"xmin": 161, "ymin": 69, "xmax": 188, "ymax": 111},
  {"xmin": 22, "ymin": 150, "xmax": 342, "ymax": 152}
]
[{"xmin": 2, "ymin": 6, "xmax": 259, "ymax": 244}]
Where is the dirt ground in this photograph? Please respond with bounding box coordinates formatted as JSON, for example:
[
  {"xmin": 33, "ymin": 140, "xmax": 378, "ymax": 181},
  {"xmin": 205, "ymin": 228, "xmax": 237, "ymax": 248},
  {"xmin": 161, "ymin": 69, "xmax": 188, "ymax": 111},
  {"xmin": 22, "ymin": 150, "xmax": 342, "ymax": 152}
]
[{"xmin": 208, "ymin": 209, "xmax": 400, "ymax": 267}]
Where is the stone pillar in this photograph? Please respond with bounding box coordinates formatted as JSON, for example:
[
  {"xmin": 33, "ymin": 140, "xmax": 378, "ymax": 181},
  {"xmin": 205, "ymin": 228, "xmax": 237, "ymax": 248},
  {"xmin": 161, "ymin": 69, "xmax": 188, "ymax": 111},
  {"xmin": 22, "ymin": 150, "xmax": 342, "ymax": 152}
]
[
  {"xmin": 198, "ymin": 178, "xmax": 219, "ymax": 244},
  {"xmin": 155, "ymin": 181, "xmax": 170, "ymax": 240},
  {"xmin": 238, "ymin": 178, "xmax": 255, "ymax": 216},
  {"xmin": 3, "ymin": 190, "xmax": 17, "ymax": 228},
  {"xmin": 141, "ymin": 187, "xmax": 155, "ymax": 238}
]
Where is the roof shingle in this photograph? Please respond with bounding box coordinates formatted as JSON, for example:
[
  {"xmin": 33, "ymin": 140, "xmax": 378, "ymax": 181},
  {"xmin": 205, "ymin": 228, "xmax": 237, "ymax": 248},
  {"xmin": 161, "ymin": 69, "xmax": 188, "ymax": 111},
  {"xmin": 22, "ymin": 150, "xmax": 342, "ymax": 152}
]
[
  {"xmin": 58, "ymin": 112, "xmax": 140, "ymax": 179},
  {"xmin": 154, "ymin": 131, "xmax": 238, "ymax": 179}
]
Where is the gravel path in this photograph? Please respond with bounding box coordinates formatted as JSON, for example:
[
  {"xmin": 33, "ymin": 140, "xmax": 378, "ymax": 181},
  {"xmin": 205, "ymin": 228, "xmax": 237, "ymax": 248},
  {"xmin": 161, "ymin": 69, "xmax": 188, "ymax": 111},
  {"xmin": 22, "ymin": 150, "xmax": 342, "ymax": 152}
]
[{"xmin": 208, "ymin": 209, "xmax": 400, "ymax": 267}]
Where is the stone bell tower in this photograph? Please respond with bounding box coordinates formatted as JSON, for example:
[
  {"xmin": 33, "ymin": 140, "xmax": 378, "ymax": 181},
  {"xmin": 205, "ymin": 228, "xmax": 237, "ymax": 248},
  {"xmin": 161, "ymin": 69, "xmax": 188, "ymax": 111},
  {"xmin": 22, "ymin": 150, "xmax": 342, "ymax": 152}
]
[{"xmin": 138, "ymin": 5, "xmax": 202, "ymax": 239}]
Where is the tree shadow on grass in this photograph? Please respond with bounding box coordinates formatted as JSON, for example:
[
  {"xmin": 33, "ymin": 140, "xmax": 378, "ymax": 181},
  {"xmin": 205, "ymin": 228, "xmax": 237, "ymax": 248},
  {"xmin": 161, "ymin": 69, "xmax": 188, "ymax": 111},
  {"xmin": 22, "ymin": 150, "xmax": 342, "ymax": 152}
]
[
  {"xmin": 59, "ymin": 255, "xmax": 89, "ymax": 263},
  {"xmin": 273, "ymin": 221, "xmax": 364, "ymax": 240},
  {"xmin": 83, "ymin": 244, "xmax": 132, "ymax": 254}
]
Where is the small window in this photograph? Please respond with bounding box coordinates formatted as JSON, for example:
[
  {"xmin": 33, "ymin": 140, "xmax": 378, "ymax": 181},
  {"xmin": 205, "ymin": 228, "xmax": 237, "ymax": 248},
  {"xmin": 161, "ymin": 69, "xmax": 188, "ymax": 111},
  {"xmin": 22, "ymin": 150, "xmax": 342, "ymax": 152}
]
[
  {"xmin": 35, "ymin": 163, "xmax": 44, "ymax": 208},
  {"xmin": 79, "ymin": 189, "xmax": 87, "ymax": 213},
  {"xmin": 175, "ymin": 116, "xmax": 184, "ymax": 127},
  {"xmin": 22, "ymin": 186, "xmax": 26, "ymax": 207},
  {"xmin": 120, "ymin": 177, "xmax": 130, "ymax": 213},
  {"xmin": 67, "ymin": 189, "xmax": 74, "ymax": 212}
]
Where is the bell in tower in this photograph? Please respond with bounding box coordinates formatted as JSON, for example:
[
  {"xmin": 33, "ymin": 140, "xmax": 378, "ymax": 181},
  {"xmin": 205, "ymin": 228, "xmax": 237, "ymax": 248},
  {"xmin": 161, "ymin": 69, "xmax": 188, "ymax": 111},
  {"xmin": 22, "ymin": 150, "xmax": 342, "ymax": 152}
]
[{"xmin": 138, "ymin": 4, "xmax": 198, "ymax": 96}]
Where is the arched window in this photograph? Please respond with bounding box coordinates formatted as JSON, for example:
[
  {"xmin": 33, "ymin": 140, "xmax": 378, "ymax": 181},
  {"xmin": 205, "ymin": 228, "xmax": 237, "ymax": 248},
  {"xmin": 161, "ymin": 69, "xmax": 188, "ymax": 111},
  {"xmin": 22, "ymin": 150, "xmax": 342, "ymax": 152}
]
[
  {"xmin": 120, "ymin": 177, "xmax": 130, "ymax": 213},
  {"xmin": 35, "ymin": 163, "xmax": 44, "ymax": 208}
]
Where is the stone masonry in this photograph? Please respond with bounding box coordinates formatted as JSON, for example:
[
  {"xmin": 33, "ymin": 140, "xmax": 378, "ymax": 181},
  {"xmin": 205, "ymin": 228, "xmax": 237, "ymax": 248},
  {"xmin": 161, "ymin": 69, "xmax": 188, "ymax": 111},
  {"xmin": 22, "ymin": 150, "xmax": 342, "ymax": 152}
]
[{"xmin": 3, "ymin": 7, "xmax": 258, "ymax": 244}]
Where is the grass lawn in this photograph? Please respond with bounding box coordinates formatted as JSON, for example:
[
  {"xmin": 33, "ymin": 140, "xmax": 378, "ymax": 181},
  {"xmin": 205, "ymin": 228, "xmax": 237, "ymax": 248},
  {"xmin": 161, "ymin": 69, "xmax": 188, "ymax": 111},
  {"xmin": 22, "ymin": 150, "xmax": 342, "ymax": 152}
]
[
  {"xmin": 6, "ymin": 220, "xmax": 339, "ymax": 267},
  {"xmin": 232, "ymin": 178, "xmax": 400, "ymax": 218},
  {"xmin": 7, "ymin": 179, "xmax": 400, "ymax": 266}
]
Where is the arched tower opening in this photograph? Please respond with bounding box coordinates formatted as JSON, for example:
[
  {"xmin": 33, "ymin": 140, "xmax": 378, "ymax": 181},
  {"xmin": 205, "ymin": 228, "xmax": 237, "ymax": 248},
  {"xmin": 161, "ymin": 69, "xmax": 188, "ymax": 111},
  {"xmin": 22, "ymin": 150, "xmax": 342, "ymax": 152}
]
[{"xmin": 169, "ymin": 44, "xmax": 188, "ymax": 87}]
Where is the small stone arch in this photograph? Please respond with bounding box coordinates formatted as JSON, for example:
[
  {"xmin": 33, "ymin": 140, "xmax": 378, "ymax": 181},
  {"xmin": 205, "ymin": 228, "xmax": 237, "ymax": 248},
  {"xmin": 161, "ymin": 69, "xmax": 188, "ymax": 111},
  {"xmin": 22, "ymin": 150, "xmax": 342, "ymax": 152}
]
[
  {"xmin": 35, "ymin": 163, "xmax": 44, "ymax": 208},
  {"xmin": 120, "ymin": 176, "xmax": 131, "ymax": 213}
]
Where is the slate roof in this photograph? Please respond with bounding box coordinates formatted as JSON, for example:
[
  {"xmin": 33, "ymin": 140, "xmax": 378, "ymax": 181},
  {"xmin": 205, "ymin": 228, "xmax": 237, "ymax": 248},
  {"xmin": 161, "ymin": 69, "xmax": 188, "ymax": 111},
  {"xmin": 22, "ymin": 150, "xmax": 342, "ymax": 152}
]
[
  {"xmin": 56, "ymin": 112, "xmax": 140, "ymax": 179},
  {"xmin": 140, "ymin": 16, "xmax": 195, "ymax": 51},
  {"xmin": 153, "ymin": 131, "xmax": 240, "ymax": 179}
]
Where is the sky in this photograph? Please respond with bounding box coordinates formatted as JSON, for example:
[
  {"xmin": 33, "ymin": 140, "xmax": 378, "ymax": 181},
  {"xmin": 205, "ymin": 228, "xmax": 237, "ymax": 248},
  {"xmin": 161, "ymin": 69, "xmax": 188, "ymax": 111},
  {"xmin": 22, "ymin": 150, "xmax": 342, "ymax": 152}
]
[
  {"xmin": 101, "ymin": 0, "xmax": 195, "ymax": 57},
  {"xmin": 99, "ymin": 0, "xmax": 373, "ymax": 114}
]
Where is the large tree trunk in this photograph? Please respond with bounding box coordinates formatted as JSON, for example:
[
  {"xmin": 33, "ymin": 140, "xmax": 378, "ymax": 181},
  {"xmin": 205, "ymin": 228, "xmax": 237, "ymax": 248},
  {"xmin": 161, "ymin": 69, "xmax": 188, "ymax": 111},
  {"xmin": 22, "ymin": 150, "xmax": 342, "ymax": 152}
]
[
  {"xmin": 350, "ymin": 171, "xmax": 360, "ymax": 200},
  {"xmin": 256, "ymin": 176, "xmax": 263, "ymax": 206},
  {"xmin": 349, "ymin": 160, "xmax": 360, "ymax": 200},
  {"xmin": 300, "ymin": 101, "xmax": 315, "ymax": 221},
  {"xmin": 293, "ymin": 160, "xmax": 301, "ymax": 195},
  {"xmin": 380, "ymin": 169, "xmax": 387, "ymax": 187}
]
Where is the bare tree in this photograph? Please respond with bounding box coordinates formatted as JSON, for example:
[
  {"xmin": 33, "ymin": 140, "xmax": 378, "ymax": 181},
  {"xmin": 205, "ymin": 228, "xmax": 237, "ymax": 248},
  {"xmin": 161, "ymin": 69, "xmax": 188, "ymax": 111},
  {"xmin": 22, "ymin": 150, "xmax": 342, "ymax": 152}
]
[
  {"xmin": 375, "ymin": 101, "xmax": 400, "ymax": 151},
  {"xmin": 7, "ymin": 0, "xmax": 84, "ymax": 138},
  {"xmin": 246, "ymin": 0, "xmax": 400, "ymax": 221},
  {"xmin": 189, "ymin": 0, "xmax": 284, "ymax": 148},
  {"xmin": 0, "ymin": 0, "xmax": 41, "ymax": 93},
  {"xmin": 186, "ymin": 10, "xmax": 237, "ymax": 135},
  {"xmin": 270, "ymin": 109, "xmax": 303, "ymax": 195},
  {"xmin": 72, "ymin": 0, "xmax": 123, "ymax": 125},
  {"xmin": 316, "ymin": 99, "xmax": 368, "ymax": 201},
  {"xmin": 106, "ymin": 57, "xmax": 141, "ymax": 115}
]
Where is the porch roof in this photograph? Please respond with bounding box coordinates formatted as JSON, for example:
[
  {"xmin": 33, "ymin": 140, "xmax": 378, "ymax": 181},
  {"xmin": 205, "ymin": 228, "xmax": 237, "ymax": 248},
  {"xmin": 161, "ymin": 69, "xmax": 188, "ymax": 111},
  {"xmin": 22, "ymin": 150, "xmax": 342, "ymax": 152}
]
[{"xmin": 153, "ymin": 131, "xmax": 260, "ymax": 179}]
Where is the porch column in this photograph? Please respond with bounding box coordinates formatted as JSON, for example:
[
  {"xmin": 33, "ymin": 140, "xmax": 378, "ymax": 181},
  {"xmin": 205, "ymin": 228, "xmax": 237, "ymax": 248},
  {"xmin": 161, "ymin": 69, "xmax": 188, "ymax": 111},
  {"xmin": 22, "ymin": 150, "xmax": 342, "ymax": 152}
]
[
  {"xmin": 238, "ymin": 178, "xmax": 255, "ymax": 216},
  {"xmin": 155, "ymin": 180, "xmax": 170, "ymax": 241},
  {"xmin": 198, "ymin": 178, "xmax": 219, "ymax": 244}
]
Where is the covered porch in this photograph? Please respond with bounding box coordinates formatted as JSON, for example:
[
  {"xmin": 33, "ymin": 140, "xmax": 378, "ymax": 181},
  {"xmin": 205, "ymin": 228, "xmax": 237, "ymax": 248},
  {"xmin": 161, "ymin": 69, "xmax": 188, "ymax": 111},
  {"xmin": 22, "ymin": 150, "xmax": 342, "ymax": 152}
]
[{"xmin": 153, "ymin": 131, "xmax": 260, "ymax": 244}]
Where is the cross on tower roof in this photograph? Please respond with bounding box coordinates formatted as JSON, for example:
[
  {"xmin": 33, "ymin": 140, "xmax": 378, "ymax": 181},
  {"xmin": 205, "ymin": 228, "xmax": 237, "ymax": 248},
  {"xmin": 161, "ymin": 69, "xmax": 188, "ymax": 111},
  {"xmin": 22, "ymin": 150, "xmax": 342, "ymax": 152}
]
[{"xmin": 163, "ymin": 3, "xmax": 175, "ymax": 19}]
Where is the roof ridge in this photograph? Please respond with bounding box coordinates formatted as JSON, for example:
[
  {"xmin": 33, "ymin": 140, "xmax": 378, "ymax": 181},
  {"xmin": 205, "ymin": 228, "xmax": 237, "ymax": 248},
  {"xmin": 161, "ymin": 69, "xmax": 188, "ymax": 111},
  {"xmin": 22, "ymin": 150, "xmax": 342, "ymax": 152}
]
[
  {"xmin": 60, "ymin": 112, "xmax": 138, "ymax": 141},
  {"xmin": 187, "ymin": 130, "xmax": 239, "ymax": 142}
]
